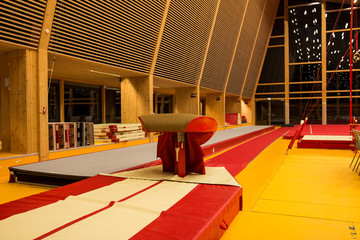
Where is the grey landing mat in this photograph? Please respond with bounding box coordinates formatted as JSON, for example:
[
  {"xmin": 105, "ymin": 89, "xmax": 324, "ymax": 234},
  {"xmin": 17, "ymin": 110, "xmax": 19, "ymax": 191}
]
[{"xmin": 10, "ymin": 125, "xmax": 272, "ymax": 179}]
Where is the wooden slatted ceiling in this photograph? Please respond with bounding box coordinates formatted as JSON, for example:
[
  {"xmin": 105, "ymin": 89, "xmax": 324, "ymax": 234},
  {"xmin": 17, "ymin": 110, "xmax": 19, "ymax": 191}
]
[
  {"xmin": 200, "ymin": 0, "xmax": 247, "ymax": 91},
  {"xmin": 0, "ymin": 0, "xmax": 46, "ymax": 49},
  {"xmin": 49, "ymin": 0, "xmax": 165, "ymax": 73},
  {"xmin": 225, "ymin": 0, "xmax": 264, "ymax": 95},
  {"xmin": 154, "ymin": 0, "xmax": 218, "ymax": 85},
  {"xmin": 242, "ymin": 0, "xmax": 279, "ymax": 98}
]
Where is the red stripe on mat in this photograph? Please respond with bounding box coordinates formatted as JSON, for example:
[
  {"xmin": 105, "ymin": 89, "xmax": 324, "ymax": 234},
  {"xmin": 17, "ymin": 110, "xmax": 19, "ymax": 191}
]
[
  {"xmin": 206, "ymin": 127, "xmax": 291, "ymax": 176},
  {"xmin": 0, "ymin": 175, "xmax": 124, "ymax": 220},
  {"xmin": 130, "ymin": 184, "xmax": 242, "ymax": 240},
  {"xmin": 34, "ymin": 181, "xmax": 162, "ymax": 240}
]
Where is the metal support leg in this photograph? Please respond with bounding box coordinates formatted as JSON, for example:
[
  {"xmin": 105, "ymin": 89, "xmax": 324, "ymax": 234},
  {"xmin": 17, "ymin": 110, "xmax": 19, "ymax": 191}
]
[{"xmin": 350, "ymin": 149, "xmax": 358, "ymax": 167}]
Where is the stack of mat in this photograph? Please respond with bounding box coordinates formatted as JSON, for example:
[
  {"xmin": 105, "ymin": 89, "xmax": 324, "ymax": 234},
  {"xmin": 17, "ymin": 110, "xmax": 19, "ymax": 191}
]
[{"xmin": 94, "ymin": 123, "xmax": 145, "ymax": 144}]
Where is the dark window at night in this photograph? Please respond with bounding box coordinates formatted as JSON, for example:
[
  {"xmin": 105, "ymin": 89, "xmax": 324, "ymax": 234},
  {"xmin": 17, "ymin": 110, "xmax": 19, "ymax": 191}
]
[
  {"xmin": 64, "ymin": 82, "xmax": 102, "ymax": 123},
  {"xmin": 289, "ymin": 64, "xmax": 321, "ymax": 82},
  {"xmin": 48, "ymin": 80, "xmax": 60, "ymax": 122},
  {"xmin": 258, "ymin": 47, "xmax": 285, "ymax": 84},
  {"xmin": 288, "ymin": 4, "xmax": 321, "ymax": 63},
  {"xmin": 290, "ymin": 99, "xmax": 322, "ymax": 124}
]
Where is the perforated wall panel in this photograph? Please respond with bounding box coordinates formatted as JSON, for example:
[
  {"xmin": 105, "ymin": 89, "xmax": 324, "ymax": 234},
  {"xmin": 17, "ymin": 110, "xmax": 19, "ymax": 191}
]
[
  {"xmin": 49, "ymin": 1, "xmax": 165, "ymax": 73},
  {"xmin": 0, "ymin": 0, "xmax": 46, "ymax": 49},
  {"xmin": 154, "ymin": 0, "xmax": 218, "ymax": 85},
  {"xmin": 226, "ymin": 0, "xmax": 264, "ymax": 95},
  {"xmin": 242, "ymin": 0, "xmax": 279, "ymax": 98},
  {"xmin": 200, "ymin": 0, "xmax": 247, "ymax": 91}
]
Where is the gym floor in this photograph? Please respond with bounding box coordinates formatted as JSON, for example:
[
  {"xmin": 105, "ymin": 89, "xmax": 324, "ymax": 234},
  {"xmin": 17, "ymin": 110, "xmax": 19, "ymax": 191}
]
[{"xmin": 1, "ymin": 135, "xmax": 359, "ymax": 239}]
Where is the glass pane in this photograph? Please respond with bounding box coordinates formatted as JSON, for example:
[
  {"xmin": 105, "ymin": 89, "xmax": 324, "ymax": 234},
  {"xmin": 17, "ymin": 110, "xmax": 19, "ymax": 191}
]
[
  {"xmin": 290, "ymin": 99, "xmax": 322, "ymax": 124},
  {"xmin": 64, "ymin": 82, "xmax": 102, "ymax": 124},
  {"xmin": 276, "ymin": 0, "xmax": 284, "ymax": 17},
  {"xmin": 48, "ymin": 80, "xmax": 60, "ymax": 122},
  {"xmin": 258, "ymin": 47, "xmax": 284, "ymax": 84},
  {"xmin": 256, "ymin": 85, "xmax": 284, "ymax": 93},
  {"xmin": 269, "ymin": 37, "xmax": 284, "ymax": 45},
  {"xmin": 289, "ymin": 4, "xmax": 322, "ymax": 63},
  {"xmin": 327, "ymin": 98, "xmax": 356, "ymax": 124},
  {"xmin": 288, "ymin": 0, "xmax": 319, "ymax": 6},
  {"xmin": 255, "ymin": 94, "xmax": 285, "ymax": 99},
  {"xmin": 289, "ymin": 64, "xmax": 321, "ymax": 82},
  {"xmin": 271, "ymin": 100, "xmax": 285, "ymax": 125},
  {"xmin": 105, "ymin": 88, "xmax": 121, "ymax": 123},
  {"xmin": 326, "ymin": 9, "xmax": 360, "ymax": 31},
  {"xmin": 327, "ymin": 72, "xmax": 360, "ymax": 90},
  {"xmin": 290, "ymin": 83, "xmax": 321, "ymax": 92},
  {"xmin": 256, "ymin": 100, "xmax": 270, "ymax": 125},
  {"xmin": 157, "ymin": 94, "xmax": 173, "ymax": 113},
  {"xmin": 326, "ymin": 2, "xmax": 353, "ymax": 10},
  {"xmin": 326, "ymin": 31, "xmax": 360, "ymax": 71},
  {"xmin": 272, "ymin": 19, "xmax": 284, "ymax": 36}
]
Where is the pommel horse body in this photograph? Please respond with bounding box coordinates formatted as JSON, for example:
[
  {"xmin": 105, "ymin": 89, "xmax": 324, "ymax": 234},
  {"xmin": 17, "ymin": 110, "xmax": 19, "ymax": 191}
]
[{"xmin": 139, "ymin": 114, "xmax": 218, "ymax": 177}]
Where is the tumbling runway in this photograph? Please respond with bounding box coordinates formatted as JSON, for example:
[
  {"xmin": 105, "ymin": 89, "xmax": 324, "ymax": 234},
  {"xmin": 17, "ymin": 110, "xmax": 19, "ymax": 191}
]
[
  {"xmin": 0, "ymin": 126, "xmax": 288, "ymax": 240},
  {"xmin": 9, "ymin": 125, "xmax": 273, "ymax": 185}
]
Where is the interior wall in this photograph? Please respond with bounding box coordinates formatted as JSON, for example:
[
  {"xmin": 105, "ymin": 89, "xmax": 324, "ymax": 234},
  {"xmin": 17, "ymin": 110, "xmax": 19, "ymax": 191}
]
[
  {"xmin": 241, "ymin": 99, "xmax": 252, "ymax": 124},
  {"xmin": 225, "ymin": 96, "xmax": 241, "ymax": 114},
  {"xmin": 205, "ymin": 92, "xmax": 225, "ymax": 127},
  {"xmin": 174, "ymin": 87, "xmax": 199, "ymax": 114},
  {"xmin": 0, "ymin": 53, "xmax": 10, "ymax": 151}
]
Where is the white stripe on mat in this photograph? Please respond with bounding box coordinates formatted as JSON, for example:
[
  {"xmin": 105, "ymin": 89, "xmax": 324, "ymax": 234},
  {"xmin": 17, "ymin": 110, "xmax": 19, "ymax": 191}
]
[
  {"xmin": 0, "ymin": 179, "xmax": 161, "ymax": 240},
  {"xmin": 46, "ymin": 181, "xmax": 197, "ymax": 239}
]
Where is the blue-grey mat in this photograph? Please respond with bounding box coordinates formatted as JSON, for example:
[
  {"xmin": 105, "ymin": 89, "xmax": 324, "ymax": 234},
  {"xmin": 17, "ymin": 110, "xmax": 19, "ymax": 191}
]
[{"xmin": 10, "ymin": 125, "xmax": 272, "ymax": 179}]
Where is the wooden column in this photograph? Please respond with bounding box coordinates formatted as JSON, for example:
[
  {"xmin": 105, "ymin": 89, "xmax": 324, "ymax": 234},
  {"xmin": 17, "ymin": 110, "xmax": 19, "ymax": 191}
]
[
  {"xmin": 284, "ymin": 0, "xmax": 290, "ymax": 124},
  {"xmin": 38, "ymin": 0, "xmax": 57, "ymax": 160},
  {"xmin": 0, "ymin": 53, "xmax": 10, "ymax": 151},
  {"xmin": 205, "ymin": 92, "xmax": 225, "ymax": 127},
  {"xmin": 121, "ymin": 76, "xmax": 153, "ymax": 123},
  {"xmin": 9, "ymin": 50, "xmax": 38, "ymax": 154},
  {"xmin": 175, "ymin": 87, "xmax": 200, "ymax": 114},
  {"xmin": 321, "ymin": 2, "xmax": 327, "ymax": 125}
]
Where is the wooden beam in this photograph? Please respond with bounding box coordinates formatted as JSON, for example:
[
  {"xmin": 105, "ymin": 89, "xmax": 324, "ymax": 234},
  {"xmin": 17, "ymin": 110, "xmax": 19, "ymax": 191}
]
[
  {"xmin": 149, "ymin": 0, "xmax": 171, "ymax": 75},
  {"xmin": 284, "ymin": 0, "xmax": 290, "ymax": 124},
  {"xmin": 38, "ymin": 0, "xmax": 57, "ymax": 161},
  {"xmin": 321, "ymin": 2, "xmax": 327, "ymax": 125}
]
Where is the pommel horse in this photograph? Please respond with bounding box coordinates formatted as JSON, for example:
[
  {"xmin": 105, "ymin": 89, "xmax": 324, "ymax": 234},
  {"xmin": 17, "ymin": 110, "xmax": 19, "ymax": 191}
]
[{"xmin": 139, "ymin": 114, "xmax": 218, "ymax": 177}]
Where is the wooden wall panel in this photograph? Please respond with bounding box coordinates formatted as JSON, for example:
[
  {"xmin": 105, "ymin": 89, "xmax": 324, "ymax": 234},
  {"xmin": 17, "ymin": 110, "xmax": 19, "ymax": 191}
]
[
  {"xmin": 0, "ymin": 53, "xmax": 10, "ymax": 151},
  {"xmin": 226, "ymin": 0, "xmax": 264, "ymax": 95},
  {"xmin": 154, "ymin": 0, "xmax": 218, "ymax": 85},
  {"xmin": 205, "ymin": 92, "xmax": 225, "ymax": 127},
  {"xmin": 175, "ymin": 87, "xmax": 199, "ymax": 114},
  {"xmin": 121, "ymin": 76, "xmax": 153, "ymax": 123},
  {"xmin": 200, "ymin": 0, "xmax": 247, "ymax": 91},
  {"xmin": 243, "ymin": 0, "xmax": 280, "ymax": 98},
  {"xmin": 225, "ymin": 96, "xmax": 241, "ymax": 114}
]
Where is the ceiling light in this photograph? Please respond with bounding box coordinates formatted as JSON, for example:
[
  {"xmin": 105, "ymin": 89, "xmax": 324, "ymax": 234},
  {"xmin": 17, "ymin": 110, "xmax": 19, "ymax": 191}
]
[{"xmin": 89, "ymin": 70, "xmax": 121, "ymax": 77}]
